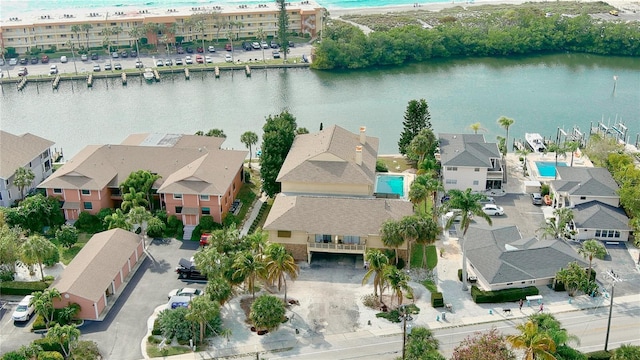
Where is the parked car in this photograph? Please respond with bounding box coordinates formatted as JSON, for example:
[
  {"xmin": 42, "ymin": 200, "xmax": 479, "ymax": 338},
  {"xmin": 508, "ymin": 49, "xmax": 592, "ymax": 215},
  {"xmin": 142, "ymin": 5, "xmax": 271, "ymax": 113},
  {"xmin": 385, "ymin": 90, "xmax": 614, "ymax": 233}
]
[
  {"xmin": 479, "ymin": 196, "xmax": 495, "ymax": 205},
  {"xmin": 482, "ymin": 204, "xmax": 504, "ymax": 216},
  {"xmin": 531, "ymin": 192, "xmax": 543, "ymax": 205},
  {"xmin": 185, "ymin": 47, "xmax": 194, "ymax": 53},
  {"xmin": 443, "ymin": 210, "xmax": 465, "ymax": 223},
  {"xmin": 251, "ymin": 41, "xmax": 261, "ymax": 50},
  {"xmin": 164, "ymin": 59, "xmax": 172, "ymax": 66},
  {"xmin": 112, "ymin": 52, "xmax": 119, "ymax": 58},
  {"xmin": 120, "ymin": 50, "xmax": 128, "ymax": 58},
  {"xmin": 208, "ymin": 45, "xmax": 215, "ymax": 53},
  {"xmin": 242, "ymin": 42, "xmax": 253, "ymax": 51},
  {"xmin": 177, "ymin": 47, "xmax": 185, "ymax": 54},
  {"xmin": 225, "ymin": 54, "xmax": 232, "ymax": 62},
  {"xmin": 41, "ymin": 55, "xmax": 49, "ymax": 63},
  {"xmin": 90, "ymin": 53, "xmax": 99, "ymax": 60},
  {"xmin": 167, "ymin": 287, "xmax": 203, "ymax": 300},
  {"xmin": 129, "ymin": 50, "xmax": 137, "ymax": 57},
  {"xmin": 80, "ymin": 54, "xmax": 88, "ymax": 61},
  {"xmin": 104, "ymin": 61, "xmax": 112, "ymax": 70},
  {"xmin": 609, "ymin": 10, "xmax": 619, "ymax": 16},
  {"xmin": 156, "ymin": 59, "xmax": 164, "ymax": 67},
  {"xmin": 185, "ymin": 56, "xmax": 193, "ymax": 64},
  {"xmin": 176, "ymin": 258, "xmax": 206, "ymax": 280},
  {"xmin": 272, "ymin": 50, "xmax": 280, "ymax": 59},
  {"xmin": 225, "ymin": 43, "xmax": 233, "ymax": 51},
  {"xmin": 205, "ymin": 55, "xmax": 213, "ymax": 63},
  {"xmin": 135, "ymin": 60, "xmax": 144, "ymax": 68},
  {"xmin": 17, "ymin": 67, "xmax": 28, "ymax": 76},
  {"xmin": 288, "ymin": 40, "xmax": 294, "ymax": 47},
  {"xmin": 12, "ymin": 295, "xmax": 34, "ymax": 322},
  {"xmin": 49, "ymin": 65, "xmax": 58, "ymax": 75},
  {"xmin": 270, "ymin": 40, "xmax": 279, "ymax": 48},
  {"xmin": 60, "ymin": 55, "xmax": 68, "ymax": 63},
  {"xmin": 114, "ymin": 63, "xmax": 122, "ymax": 70},
  {"xmin": 9, "ymin": 58, "xmax": 18, "ymax": 66},
  {"xmin": 174, "ymin": 58, "xmax": 183, "ymax": 65},
  {"xmin": 93, "ymin": 64, "xmax": 101, "ymax": 72},
  {"xmin": 196, "ymin": 47, "xmax": 204, "ymax": 53},
  {"xmin": 261, "ymin": 41, "xmax": 269, "ymax": 49},
  {"xmin": 200, "ymin": 233, "xmax": 211, "ymax": 247},
  {"xmin": 195, "ymin": 55, "xmax": 204, "ymax": 64},
  {"xmin": 19, "ymin": 57, "xmax": 29, "ymax": 65},
  {"xmin": 30, "ymin": 57, "xmax": 39, "ymax": 64}
]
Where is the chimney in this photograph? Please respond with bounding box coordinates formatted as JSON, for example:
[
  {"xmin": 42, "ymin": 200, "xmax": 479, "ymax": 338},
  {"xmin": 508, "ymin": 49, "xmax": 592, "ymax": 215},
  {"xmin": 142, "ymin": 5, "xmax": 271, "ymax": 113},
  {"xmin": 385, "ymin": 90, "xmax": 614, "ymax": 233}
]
[
  {"xmin": 355, "ymin": 145, "xmax": 363, "ymax": 165},
  {"xmin": 359, "ymin": 126, "xmax": 366, "ymax": 145}
]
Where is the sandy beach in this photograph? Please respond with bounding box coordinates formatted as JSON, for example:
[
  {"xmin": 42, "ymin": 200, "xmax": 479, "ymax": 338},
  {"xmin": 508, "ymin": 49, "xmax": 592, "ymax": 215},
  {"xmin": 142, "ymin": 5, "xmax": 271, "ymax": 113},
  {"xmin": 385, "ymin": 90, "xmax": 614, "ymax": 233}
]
[{"xmin": 328, "ymin": 0, "xmax": 640, "ymax": 17}]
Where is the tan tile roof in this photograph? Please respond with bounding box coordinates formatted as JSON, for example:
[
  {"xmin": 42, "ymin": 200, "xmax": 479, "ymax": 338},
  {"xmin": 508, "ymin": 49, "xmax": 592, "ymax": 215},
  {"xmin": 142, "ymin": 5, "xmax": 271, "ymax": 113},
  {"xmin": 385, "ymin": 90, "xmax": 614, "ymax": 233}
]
[
  {"xmin": 38, "ymin": 134, "xmax": 244, "ymax": 193},
  {"xmin": 0, "ymin": 130, "xmax": 54, "ymax": 179},
  {"xmin": 264, "ymin": 194, "xmax": 413, "ymax": 236},
  {"xmin": 157, "ymin": 149, "xmax": 247, "ymax": 195},
  {"xmin": 120, "ymin": 133, "xmax": 225, "ymax": 150},
  {"xmin": 276, "ymin": 125, "xmax": 379, "ymax": 186},
  {"xmin": 51, "ymin": 229, "xmax": 142, "ymax": 303}
]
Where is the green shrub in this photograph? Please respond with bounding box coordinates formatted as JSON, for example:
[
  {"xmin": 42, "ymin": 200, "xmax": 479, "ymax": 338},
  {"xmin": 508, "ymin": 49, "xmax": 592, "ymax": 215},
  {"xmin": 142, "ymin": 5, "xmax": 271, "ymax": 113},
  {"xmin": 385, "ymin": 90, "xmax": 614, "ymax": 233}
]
[
  {"xmin": 154, "ymin": 210, "xmax": 168, "ymax": 224},
  {"xmin": 223, "ymin": 213, "xmax": 238, "ymax": 227},
  {"xmin": 33, "ymin": 337, "xmax": 63, "ymax": 353},
  {"xmin": 199, "ymin": 216, "xmax": 216, "ymax": 232},
  {"xmin": 43, "ymin": 249, "xmax": 60, "ymax": 267},
  {"xmin": 2, "ymin": 351, "xmax": 27, "ymax": 360},
  {"xmin": 376, "ymin": 160, "xmax": 389, "ymax": 172},
  {"xmin": 71, "ymin": 340, "xmax": 101, "ymax": 360},
  {"xmin": 376, "ymin": 304, "xmax": 420, "ymax": 323},
  {"xmin": 396, "ymin": 257, "xmax": 405, "ymax": 270},
  {"xmin": 471, "ymin": 285, "xmax": 539, "ymax": 303},
  {"xmin": 431, "ymin": 292, "xmax": 444, "ymax": 307},
  {"xmin": 361, "ymin": 294, "xmax": 381, "ymax": 309},
  {"xmin": 557, "ymin": 345, "xmax": 587, "ymax": 360},
  {"xmin": 166, "ymin": 215, "xmax": 184, "ymax": 239},
  {"xmin": 190, "ymin": 225, "xmax": 203, "ymax": 242},
  {"xmin": 74, "ymin": 212, "xmax": 102, "ymax": 234},
  {"xmin": 152, "ymin": 319, "xmax": 162, "ymax": 335},
  {"xmin": 37, "ymin": 352, "xmax": 64, "ymax": 360},
  {"xmin": 0, "ymin": 280, "xmax": 49, "ymax": 295},
  {"xmin": 0, "ymin": 269, "xmax": 15, "ymax": 281},
  {"xmin": 32, "ymin": 314, "xmax": 47, "ymax": 330},
  {"xmin": 148, "ymin": 335, "xmax": 162, "ymax": 344},
  {"xmin": 421, "ymin": 280, "xmax": 437, "ymax": 293},
  {"xmin": 243, "ymin": 171, "xmax": 251, "ymax": 183},
  {"xmin": 587, "ymin": 350, "xmax": 612, "ymax": 360},
  {"xmin": 458, "ymin": 269, "xmax": 462, "ymax": 282}
]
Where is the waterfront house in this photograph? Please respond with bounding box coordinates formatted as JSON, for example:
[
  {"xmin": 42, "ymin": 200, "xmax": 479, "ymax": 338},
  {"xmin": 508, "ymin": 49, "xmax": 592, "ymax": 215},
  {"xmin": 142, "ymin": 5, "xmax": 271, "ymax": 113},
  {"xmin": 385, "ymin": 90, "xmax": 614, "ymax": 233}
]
[
  {"xmin": 0, "ymin": 130, "xmax": 54, "ymax": 207},
  {"xmin": 569, "ymin": 201, "xmax": 631, "ymax": 242},
  {"xmin": 438, "ymin": 134, "xmax": 503, "ymax": 192},
  {"xmin": 464, "ymin": 224, "xmax": 587, "ymax": 291},
  {"xmin": 550, "ymin": 167, "xmax": 620, "ymax": 208},
  {"xmin": 264, "ymin": 125, "xmax": 414, "ymax": 262},
  {"xmin": 0, "ymin": 1, "xmax": 324, "ymax": 54},
  {"xmin": 38, "ymin": 133, "xmax": 247, "ymax": 234},
  {"xmin": 51, "ymin": 229, "xmax": 144, "ymax": 320}
]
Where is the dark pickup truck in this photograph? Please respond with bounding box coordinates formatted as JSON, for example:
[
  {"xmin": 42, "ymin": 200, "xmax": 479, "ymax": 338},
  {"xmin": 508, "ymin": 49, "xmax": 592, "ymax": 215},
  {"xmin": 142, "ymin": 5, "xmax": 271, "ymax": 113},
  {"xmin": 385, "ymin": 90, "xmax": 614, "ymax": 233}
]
[{"xmin": 176, "ymin": 258, "xmax": 207, "ymax": 280}]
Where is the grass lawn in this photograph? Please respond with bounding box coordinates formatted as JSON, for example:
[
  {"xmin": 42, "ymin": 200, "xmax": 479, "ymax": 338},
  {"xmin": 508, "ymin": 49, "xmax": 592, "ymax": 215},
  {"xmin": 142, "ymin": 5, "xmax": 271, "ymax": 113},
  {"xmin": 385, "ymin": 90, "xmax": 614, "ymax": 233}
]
[
  {"xmin": 377, "ymin": 156, "xmax": 413, "ymax": 173},
  {"xmin": 146, "ymin": 344, "xmax": 193, "ymax": 357},
  {"xmin": 58, "ymin": 233, "xmax": 91, "ymax": 265},
  {"xmin": 410, "ymin": 244, "xmax": 437, "ymax": 270}
]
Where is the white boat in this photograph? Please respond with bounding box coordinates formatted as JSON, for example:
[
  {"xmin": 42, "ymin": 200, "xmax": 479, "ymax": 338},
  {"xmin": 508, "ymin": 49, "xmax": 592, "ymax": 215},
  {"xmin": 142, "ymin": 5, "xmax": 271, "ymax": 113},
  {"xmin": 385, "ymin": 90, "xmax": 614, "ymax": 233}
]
[
  {"xmin": 143, "ymin": 68, "xmax": 155, "ymax": 81},
  {"xmin": 525, "ymin": 133, "xmax": 546, "ymax": 152}
]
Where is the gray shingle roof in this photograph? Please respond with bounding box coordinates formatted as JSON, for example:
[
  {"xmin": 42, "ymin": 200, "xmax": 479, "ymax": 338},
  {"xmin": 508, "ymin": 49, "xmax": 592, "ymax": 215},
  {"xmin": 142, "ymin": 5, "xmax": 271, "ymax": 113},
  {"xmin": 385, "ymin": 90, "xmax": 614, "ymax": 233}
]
[
  {"xmin": 264, "ymin": 194, "xmax": 413, "ymax": 237},
  {"xmin": 276, "ymin": 125, "xmax": 379, "ymax": 186},
  {"xmin": 572, "ymin": 201, "xmax": 630, "ymax": 230},
  {"xmin": 553, "ymin": 167, "xmax": 619, "ymax": 197},
  {"xmin": 0, "ymin": 130, "xmax": 54, "ymax": 179},
  {"xmin": 438, "ymin": 133, "xmax": 500, "ymax": 167},
  {"xmin": 51, "ymin": 229, "xmax": 142, "ymax": 302},
  {"xmin": 465, "ymin": 224, "xmax": 586, "ymax": 285}
]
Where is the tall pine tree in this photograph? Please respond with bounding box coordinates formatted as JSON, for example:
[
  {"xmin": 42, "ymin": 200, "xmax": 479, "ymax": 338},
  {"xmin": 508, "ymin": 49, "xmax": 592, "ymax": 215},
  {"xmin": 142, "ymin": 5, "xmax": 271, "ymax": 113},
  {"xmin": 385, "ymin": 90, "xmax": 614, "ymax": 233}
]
[
  {"xmin": 398, "ymin": 99, "xmax": 431, "ymax": 155},
  {"xmin": 260, "ymin": 111, "xmax": 297, "ymax": 197}
]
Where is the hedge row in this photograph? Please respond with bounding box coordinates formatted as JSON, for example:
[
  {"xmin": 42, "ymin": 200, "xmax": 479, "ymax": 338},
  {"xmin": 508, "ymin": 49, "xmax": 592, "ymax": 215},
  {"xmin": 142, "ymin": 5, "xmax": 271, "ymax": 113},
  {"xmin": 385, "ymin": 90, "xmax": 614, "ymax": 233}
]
[
  {"xmin": 247, "ymin": 202, "xmax": 269, "ymax": 234},
  {"xmin": 471, "ymin": 285, "xmax": 539, "ymax": 303},
  {"xmin": 0, "ymin": 280, "xmax": 50, "ymax": 295},
  {"xmin": 586, "ymin": 350, "xmax": 611, "ymax": 360}
]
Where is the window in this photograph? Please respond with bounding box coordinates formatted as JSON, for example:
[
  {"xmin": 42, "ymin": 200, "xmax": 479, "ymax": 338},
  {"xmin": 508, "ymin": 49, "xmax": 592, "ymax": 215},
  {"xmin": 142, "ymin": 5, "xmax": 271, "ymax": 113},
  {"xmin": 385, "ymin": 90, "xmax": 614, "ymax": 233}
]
[
  {"xmin": 83, "ymin": 202, "xmax": 93, "ymax": 210},
  {"xmin": 277, "ymin": 230, "xmax": 292, "ymax": 238},
  {"xmin": 343, "ymin": 235, "xmax": 360, "ymax": 244},
  {"xmin": 315, "ymin": 234, "xmax": 332, "ymax": 243},
  {"xmin": 473, "ymin": 180, "xmax": 479, "ymax": 185},
  {"xmin": 175, "ymin": 206, "xmax": 183, "ymax": 214},
  {"xmin": 474, "ymin": 168, "xmax": 480, "ymax": 172},
  {"xmin": 595, "ymin": 230, "xmax": 601, "ymax": 237},
  {"xmin": 446, "ymin": 167, "xmax": 458, "ymax": 171},
  {"xmin": 81, "ymin": 189, "xmax": 90, "ymax": 195},
  {"xmin": 173, "ymin": 193, "xmax": 182, "ymax": 199},
  {"xmin": 200, "ymin": 194, "xmax": 210, "ymax": 201},
  {"xmin": 53, "ymin": 188, "xmax": 63, "ymax": 194},
  {"xmin": 580, "ymin": 196, "xmax": 586, "ymax": 200},
  {"xmin": 201, "ymin": 207, "xmax": 210, "ymax": 215},
  {"xmin": 445, "ymin": 179, "xmax": 457, "ymax": 184}
]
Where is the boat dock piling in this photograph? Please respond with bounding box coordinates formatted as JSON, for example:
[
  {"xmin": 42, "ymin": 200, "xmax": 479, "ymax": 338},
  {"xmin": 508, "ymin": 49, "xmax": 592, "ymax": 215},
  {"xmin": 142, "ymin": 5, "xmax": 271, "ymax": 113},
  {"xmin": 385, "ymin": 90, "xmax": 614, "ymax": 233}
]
[
  {"xmin": 153, "ymin": 69, "xmax": 160, "ymax": 82},
  {"xmin": 184, "ymin": 68, "xmax": 190, "ymax": 80},
  {"xmin": 121, "ymin": 72, "xmax": 127, "ymax": 85},
  {"xmin": 87, "ymin": 74, "xmax": 93, "ymax": 87},
  {"xmin": 215, "ymin": 66, "xmax": 220, "ymax": 78},
  {"xmin": 17, "ymin": 77, "xmax": 28, "ymax": 91},
  {"xmin": 52, "ymin": 75, "xmax": 61, "ymax": 89},
  {"xmin": 245, "ymin": 65, "xmax": 251, "ymax": 77}
]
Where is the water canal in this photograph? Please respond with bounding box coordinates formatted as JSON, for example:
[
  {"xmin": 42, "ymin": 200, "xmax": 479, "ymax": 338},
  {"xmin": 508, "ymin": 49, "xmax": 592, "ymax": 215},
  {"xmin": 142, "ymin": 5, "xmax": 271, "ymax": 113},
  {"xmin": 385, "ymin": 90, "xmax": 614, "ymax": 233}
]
[{"xmin": 1, "ymin": 53, "xmax": 638, "ymax": 158}]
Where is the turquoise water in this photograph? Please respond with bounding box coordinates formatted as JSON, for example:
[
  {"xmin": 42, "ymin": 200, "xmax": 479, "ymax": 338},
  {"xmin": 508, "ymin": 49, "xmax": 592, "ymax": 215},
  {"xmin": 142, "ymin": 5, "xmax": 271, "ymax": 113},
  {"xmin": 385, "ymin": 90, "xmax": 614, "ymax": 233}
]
[
  {"xmin": 535, "ymin": 161, "xmax": 567, "ymax": 177},
  {"xmin": 2, "ymin": 0, "xmax": 447, "ymax": 14},
  {"xmin": 376, "ymin": 175, "xmax": 404, "ymax": 197}
]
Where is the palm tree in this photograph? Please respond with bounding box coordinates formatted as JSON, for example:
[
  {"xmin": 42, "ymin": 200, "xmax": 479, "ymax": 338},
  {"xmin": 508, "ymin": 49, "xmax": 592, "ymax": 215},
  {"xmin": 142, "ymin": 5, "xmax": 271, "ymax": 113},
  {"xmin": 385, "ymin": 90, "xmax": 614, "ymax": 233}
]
[
  {"xmin": 205, "ymin": 275, "xmax": 233, "ymax": 305},
  {"xmin": 537, "ymin": 207, "xmax": 574, "ymax": 240},
  {"xmin": 126, "ymin": 206, "xmax": 152, "ymax": 237},
  {"xmin": 256, "ymin": 28, "xmax": 266, "ymax": 62},
  {"xmin": 250, "ymin": 294, "xmax": 286, "ymax": 332},
  {"xmin": 497, "ymin": 116, "xmax": 515, "ymax": 156},
  {"xmin": 20, "ymin": 235, "xmax": 58, "ymax": 281},
  {"xmin": 81, "ymin": 23, "xmax": 93, "ymax": 49},
  {"xmin": 13, "ymin": 167, "xmax": 35, "ymax": 200},
  {"xmin": 225, "ymin": 30, "xmax": 234, "ymax": 62},
  {"xmin": 408, "ymin": 181, "xmax": 428, "ymax": 214},
  {"xmin": 100, "ymin": 27, "xmax": 113, "ymax": 53},
  {"xmin": 111, "ymin": 26, "xmax": 123, "ymax": 50},
  {"xmin": 128, "ymin": 26, "xmax": 144, "ymax": 60},
  {"xmin": 193, "ymin": 20, "xmax": 207, "ymax": 56},
  {"xmin": 507, "ymin": 321, "xmax": 557, "ymax": 360},
  {"xmin": 409, "ymin": 129, "xmax": 436, "ymax": 165},
  {"xmin": 415, "ymin": 216, "xmax": 438, "ymax": 269},
  {"xmin": 143, "ymin": 23, "xmax": 161, "ymax": 51},
  {"xmin": 121, "ymin": 187, "xmax": 148, "ymax": 212},
  {"xmin": 71, "ymin": 24, "xmax": 82, "ymax": 50},
  {"xmin": 414, "ymin": 173, "xmax": 443, "ymax": 222},
  {"xmin": 469, "ymin": 122, "xmax": 486, "ymax": 134},
  {"xmin": 233, "ymin": 251, "xmax": 265, "ymax": 298},
  {"xmin": 578, "ymin": 239, "xmax": 606, "ymax": 288},
  {"xmin": 380, "ymin": 219, "xmax": 404, "ymax": 265},
  {"xmin": 517, "ymin": 147, "xmax": 532, "ymax": 176},
  {"xmin": 46, "ymin": 324, "xmax": 80, "ymax": 358},
  {"xmin": 397, "ymin": 216, "xmax": 420, "ymax": 269},
  {"xmin": 30, "ymin": 288, "xmax": 61, "ymax": 327},
  {"xmin": 529, "ymin": 313, "xmax": 580, "ymax": 349},
  {"xmin": 240, "ymin": 131, "xmax": 259, "ymax": 168},
  {"xmin": 185, "ymin": 296, "xmax": 220, "ymax": 344},
  {"xmin": 245, "ymin": 228, "xmax": 267, "ymax": 255},
  {"xmin": 265, "ymin": 243, "xmax": 299, "ymax": 304},
  {"xmin": 65, "ymin": 40, "xmax": 79, "ymax": 74},
  {"xmin": 362, "ymin": 249, "xmax": 389, "ymax": 297},
  {"xmin": 383, "ymin": 265, "xmax": 413, "ymax": 307},
  {"xmin": 443, "ymin": 188, "xmax": 492, "ymax": 291},
  {"xmin": 565, "ymin": 141, "xmax": 580, "ymax": 167},
  {"xmin": 104, "ymin": 209, "xmax": 130, "ymax": 230}
]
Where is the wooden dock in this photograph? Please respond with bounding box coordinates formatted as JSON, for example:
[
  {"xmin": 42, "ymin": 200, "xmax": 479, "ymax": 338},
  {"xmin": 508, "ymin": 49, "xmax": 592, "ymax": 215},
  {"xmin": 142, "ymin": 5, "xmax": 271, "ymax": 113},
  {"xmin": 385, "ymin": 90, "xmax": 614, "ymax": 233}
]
[
  {"xmin": 184, "ymin": 68, "xmax": 190, "ymax": 80},
  {"xmin": 52, "ymin": 75, "xmax": 61, "ymax": 89},
  {"xmin": 153, "ymin": 69, "xmax": 160, "ymax": 82},
  {"xmin": 87, "ymin": 74, "xmax": 93, "ymax": 87},
  {"xmin": 214, "ymin": 66, "xmax": 220, "ymax": 78},
  {"xmin": 121, "ymin": 72, "xmax": 127, "ymax": 85},
  {"xmin": 245, "ymin": 65, "xmax": 251, "ymax": 77},
  {"xmin": 17, "ymin": 77, "xmax": 28, "ymax": 91}
]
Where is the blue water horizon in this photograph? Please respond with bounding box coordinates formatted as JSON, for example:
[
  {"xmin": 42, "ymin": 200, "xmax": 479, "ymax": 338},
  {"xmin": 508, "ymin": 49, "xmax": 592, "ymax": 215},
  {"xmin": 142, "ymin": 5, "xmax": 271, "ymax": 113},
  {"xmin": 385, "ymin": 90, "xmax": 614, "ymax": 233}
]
[{"xmin": 2, "ymin": 0, "xmax": 452, "ymax": 14}]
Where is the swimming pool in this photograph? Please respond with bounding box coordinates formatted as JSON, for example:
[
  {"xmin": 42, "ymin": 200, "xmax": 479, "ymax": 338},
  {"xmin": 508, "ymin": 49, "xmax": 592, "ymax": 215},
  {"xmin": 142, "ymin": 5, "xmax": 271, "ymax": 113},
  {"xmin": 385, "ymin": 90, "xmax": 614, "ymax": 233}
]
[
  {"xmin": 535, "ymin": 161, "xmax": 567, "ymax": 177},
  {"xmin": 375, "ymin": 174, "xmax": 405, "ymax": 197}
]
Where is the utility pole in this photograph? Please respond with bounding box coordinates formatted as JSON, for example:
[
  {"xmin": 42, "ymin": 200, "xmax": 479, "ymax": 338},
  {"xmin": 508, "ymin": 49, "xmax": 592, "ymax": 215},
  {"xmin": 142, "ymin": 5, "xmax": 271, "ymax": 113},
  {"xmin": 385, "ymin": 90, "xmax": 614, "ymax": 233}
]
[{"xmin": 603, "ymin": 269, "xmax": 622, "ymax": 352}]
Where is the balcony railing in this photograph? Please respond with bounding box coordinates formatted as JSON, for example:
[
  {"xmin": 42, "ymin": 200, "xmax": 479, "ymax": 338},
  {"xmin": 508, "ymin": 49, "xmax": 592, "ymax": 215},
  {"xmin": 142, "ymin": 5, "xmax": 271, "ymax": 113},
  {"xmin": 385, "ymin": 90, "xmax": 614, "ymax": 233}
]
[{"xmin": 307, "ymin": 241, "xmax": 366, "ymax": 253}]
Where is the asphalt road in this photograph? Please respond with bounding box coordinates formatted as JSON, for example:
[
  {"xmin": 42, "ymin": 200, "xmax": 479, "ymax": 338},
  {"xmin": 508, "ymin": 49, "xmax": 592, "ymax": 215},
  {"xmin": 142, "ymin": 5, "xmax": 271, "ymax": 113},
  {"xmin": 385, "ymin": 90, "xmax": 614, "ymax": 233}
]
[{"xmin": 0, "ymin": 43, "xmax": 312, "ymax": 79}]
